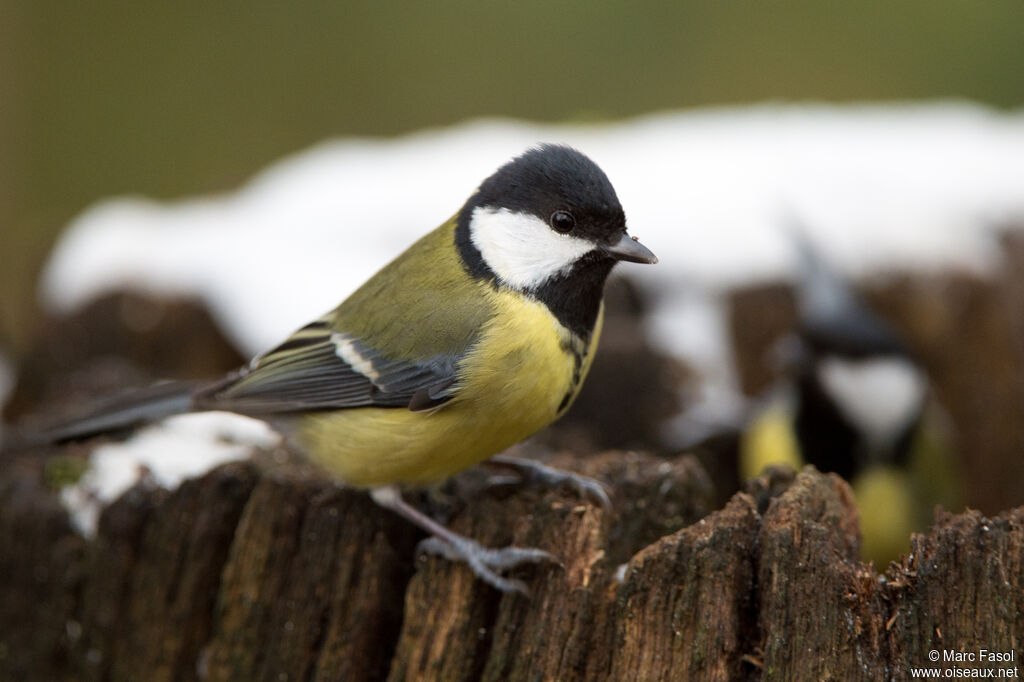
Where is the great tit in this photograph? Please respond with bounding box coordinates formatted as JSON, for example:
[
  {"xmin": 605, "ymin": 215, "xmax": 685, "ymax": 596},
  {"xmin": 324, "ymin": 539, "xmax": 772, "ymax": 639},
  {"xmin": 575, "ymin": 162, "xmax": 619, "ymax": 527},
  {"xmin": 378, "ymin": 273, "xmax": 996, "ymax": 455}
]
[
  {"xmin": 740, "ymin": 227, "xmax": 960, "ymax": 565},
  {"xmin": 13, "ymin": 144, "xmax": 657, "ymax": 592}
]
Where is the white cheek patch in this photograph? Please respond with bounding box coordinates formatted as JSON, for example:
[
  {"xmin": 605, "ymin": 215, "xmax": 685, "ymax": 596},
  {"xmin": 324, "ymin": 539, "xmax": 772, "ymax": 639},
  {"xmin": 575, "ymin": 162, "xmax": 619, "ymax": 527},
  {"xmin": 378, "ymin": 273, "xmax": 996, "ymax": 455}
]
[
  {"xmin": 469, "ymin": 207, "xmax": 597, "ymax": 290},
  {"xmin": 816, "ymin": 356, "xmax": 927, "ymax": 450}
]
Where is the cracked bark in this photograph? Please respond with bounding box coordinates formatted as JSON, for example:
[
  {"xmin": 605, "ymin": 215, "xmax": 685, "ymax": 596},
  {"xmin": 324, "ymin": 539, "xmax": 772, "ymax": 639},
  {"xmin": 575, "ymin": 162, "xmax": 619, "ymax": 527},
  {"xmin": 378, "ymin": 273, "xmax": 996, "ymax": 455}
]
[{"xmin": 1, "ymin": 455, "xmax": 1021, "ymax": 682}]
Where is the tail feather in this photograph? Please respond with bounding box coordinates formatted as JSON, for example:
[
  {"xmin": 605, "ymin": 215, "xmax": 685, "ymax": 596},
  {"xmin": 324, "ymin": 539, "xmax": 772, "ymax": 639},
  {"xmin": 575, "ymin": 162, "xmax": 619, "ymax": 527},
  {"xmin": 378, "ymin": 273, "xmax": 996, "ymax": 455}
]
[
  {"xmin": 3, "ymin": 381, "xmax": 200, "ymax": 452},
  {"xmin": 781, "ymin": 212, "xmax": 910, "ymax": 357},
  {"xmin": 783, "ymin": 213, "xmax": 860, "ymax": 324}
]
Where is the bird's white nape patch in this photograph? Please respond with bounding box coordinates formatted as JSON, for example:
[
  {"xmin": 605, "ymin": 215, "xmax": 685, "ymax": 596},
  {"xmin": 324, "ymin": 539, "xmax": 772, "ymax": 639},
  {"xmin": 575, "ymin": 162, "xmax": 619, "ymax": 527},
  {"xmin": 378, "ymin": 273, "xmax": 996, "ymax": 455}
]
[
  {"xmin": 469, "ymin": 207, "xmax": 597, "ymax": 289},
  {"xmin": 331, "ymin": 332, "xmax": 380, "ymax": 380},
  {"xmin": 816, "ymin": 356, "xmax": 927, "ymax": 450}
]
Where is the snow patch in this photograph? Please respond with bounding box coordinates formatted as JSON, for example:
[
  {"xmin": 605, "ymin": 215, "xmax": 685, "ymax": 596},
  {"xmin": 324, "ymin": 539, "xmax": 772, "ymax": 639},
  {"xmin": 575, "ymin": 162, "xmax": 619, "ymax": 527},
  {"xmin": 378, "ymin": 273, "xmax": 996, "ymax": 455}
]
[
  {"xmin": 41, "ymin": 103, "xmax": 1024, "ymax": 360},
  {"xmin": 60, "ymin": 412, "xmax": 280, "ymax": 537}
]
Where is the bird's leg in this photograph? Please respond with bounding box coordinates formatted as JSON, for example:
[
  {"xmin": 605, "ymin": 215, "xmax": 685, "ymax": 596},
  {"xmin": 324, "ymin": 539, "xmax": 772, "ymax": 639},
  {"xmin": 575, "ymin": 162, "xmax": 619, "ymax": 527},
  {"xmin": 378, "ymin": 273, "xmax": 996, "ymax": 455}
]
[
  {"xmin": 369, "ymin": 485, "xmax": 556, "ymax": 595},
  {"xmin": 486, "ymin": 453, "xmax": 611, "ymax": 510}
]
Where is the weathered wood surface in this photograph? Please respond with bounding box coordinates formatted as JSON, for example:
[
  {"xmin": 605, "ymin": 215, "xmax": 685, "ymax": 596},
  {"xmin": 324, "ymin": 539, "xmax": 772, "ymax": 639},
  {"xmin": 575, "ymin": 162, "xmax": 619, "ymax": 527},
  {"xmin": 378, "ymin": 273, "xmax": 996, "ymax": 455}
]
[{"xmin": 2, "ymin": 453, "xmax": 1021, "ymax": 682}]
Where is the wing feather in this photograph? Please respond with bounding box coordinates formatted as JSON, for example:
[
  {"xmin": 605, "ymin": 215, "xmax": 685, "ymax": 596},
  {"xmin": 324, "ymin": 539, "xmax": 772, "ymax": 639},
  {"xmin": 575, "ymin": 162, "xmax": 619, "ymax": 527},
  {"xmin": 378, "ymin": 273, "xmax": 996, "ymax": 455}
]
[{"xmin": 197, "ymin": 320, "xmax": 463, "ymax": 414}]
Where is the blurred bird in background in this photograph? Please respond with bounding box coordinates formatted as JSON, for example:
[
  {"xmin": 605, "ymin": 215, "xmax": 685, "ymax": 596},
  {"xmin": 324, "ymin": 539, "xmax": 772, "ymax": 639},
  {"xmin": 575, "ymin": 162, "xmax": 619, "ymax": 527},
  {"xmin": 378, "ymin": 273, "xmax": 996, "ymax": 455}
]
[{"xmin": 739, "ymin": 221, "xmax": 962, "ymax": 565}]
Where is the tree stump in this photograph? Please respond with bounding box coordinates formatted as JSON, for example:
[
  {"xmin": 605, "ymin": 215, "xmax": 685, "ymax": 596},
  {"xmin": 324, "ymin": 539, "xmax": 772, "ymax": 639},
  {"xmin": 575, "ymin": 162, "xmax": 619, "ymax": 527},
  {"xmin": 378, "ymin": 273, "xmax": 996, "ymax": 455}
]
[{"xmin": 1, "ymin": 450, "xmax": 1021, "ymax": 682}]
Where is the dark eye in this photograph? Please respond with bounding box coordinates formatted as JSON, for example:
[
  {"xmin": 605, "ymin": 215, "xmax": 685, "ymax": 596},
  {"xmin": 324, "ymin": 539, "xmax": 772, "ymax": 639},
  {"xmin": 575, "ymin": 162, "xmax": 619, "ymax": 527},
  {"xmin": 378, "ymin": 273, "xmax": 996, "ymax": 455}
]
[{"xmin": 550, "ymin": 210, "xmax": 576, "ymax": 234}]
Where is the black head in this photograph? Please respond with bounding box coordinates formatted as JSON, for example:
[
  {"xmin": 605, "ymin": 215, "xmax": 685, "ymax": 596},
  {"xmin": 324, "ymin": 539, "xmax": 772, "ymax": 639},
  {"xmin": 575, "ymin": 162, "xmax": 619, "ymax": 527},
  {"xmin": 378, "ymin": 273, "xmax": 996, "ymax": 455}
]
[
  {"xmin": 456, "ymin": 145, "xmax": 655, "ymax": 285},
  {"xmin": 454, "ymin": 144, "xmax": 656, "ymax": 337},
  {"xmin": 470, "ymin": 144, "xmax": 626, "ymax": 240}
]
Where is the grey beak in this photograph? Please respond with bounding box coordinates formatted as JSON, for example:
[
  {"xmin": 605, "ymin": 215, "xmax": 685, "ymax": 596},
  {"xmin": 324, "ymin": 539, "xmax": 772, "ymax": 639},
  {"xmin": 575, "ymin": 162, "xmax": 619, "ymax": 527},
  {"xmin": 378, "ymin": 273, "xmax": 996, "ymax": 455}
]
[{"xmin": 602, "ymin": 232, "xmax": 658, "ymax": 264}]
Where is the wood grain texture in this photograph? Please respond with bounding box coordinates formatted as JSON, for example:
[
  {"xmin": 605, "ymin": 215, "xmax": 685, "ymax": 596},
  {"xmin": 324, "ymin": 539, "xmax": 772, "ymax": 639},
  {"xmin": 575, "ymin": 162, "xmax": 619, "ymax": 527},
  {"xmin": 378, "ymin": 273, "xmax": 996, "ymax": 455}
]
[{"xmin": 1, "ymin": 456, "xmax": 1021, "ymax": 682}]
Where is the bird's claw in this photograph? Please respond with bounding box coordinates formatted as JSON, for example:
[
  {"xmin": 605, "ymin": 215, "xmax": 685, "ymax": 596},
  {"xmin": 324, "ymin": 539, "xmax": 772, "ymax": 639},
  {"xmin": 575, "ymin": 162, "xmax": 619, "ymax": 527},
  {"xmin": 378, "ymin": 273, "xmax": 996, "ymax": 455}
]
[
  {"xmin": 488, "ymin": 455, "xmax": 612, "ymax": 510},
  {"xmin": 417, "ymin": 535, "xmax": 558, "ymax": 595}
]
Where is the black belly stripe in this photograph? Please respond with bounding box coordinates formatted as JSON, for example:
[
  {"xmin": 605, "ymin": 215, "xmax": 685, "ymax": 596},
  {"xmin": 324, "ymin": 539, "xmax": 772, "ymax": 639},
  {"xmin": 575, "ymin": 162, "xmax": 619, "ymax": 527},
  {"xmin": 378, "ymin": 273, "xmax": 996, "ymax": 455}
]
[
  {"xmin": 532, "ymin": 255, "xmax": 614, "ymax": 339},
  {"xmin": 454, "ymin": 209, "xmax": 610, "ymax": 414},
  {"xmin": 556, "ymin": 335, "xmax": 588, "ymax": 413}
]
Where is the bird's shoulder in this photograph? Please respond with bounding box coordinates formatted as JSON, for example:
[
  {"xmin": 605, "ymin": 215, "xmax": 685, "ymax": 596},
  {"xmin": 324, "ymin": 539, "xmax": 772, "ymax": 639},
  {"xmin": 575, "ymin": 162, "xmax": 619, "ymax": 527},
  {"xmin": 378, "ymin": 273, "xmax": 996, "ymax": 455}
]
[
  {"xmin": 332, "ymin": 217, "xmax": 496, "ymax": 361},
  {"xmin": 198, "ymin": 219, "xmax": 498, "ymax": 414}
]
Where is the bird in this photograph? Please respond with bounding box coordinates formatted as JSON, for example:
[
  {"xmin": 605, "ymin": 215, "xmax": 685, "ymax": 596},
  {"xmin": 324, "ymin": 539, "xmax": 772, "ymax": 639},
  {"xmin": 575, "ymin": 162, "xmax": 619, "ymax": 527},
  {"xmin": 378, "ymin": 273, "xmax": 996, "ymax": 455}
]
[
  {"xmin": 739, "ymin": 224, "xmax": 960, "ymax": 565},
  {"xmin": 9, "ymin": 144, "xmax": 658, "ymax": 593}
]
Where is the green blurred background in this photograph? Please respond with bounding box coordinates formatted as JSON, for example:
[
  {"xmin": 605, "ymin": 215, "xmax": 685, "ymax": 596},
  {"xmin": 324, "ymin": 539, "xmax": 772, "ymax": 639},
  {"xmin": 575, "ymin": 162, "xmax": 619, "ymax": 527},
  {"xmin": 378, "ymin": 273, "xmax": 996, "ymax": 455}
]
[{"xmin": 3, "ymin": 0, "xmax": 1024, "ymax": 354}]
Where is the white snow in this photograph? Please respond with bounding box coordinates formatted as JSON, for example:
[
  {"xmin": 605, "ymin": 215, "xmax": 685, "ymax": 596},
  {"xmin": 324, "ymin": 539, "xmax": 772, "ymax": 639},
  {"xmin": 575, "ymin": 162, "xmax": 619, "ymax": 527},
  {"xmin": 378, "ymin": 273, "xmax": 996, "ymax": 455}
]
[
  {"xmin": 59, "ymin": 412, "xmax": 280, "ymax": 537},
  {"xmin": 31, "ymin": 101, "xmax": 1024, "ymax": 525},
  {"xmin": 42, "ymin": 102, "xmax": 1024, "ymax": 358}
]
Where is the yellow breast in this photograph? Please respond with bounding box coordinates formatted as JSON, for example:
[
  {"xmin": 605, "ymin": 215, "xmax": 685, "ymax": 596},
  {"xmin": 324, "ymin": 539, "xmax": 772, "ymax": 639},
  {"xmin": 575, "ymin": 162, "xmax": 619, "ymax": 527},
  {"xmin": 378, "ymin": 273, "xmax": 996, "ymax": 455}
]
[
  {"xmin": 739, "ymin": 404, "xmax": 804, "ymax": 481},
  {"xmin": 295, "ymin": 290, "xmax": 602, "ymax": 488}
]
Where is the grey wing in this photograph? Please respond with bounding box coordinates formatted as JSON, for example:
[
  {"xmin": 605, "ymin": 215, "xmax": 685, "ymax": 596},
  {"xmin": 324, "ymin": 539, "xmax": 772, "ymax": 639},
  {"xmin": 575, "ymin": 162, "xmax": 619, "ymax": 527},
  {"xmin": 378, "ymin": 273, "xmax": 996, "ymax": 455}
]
[{"xmin": 198, "ymin": 320, "xmax": 462, "ymax": 414}]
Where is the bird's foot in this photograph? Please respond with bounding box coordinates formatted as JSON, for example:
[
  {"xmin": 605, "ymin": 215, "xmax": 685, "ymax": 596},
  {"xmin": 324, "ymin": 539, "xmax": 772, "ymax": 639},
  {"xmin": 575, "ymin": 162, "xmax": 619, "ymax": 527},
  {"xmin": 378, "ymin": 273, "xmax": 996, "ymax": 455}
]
[
  {"xmin": 369, "ymin": 484, "xmax": 557, "ymax": 595},
  {"xmin": 417, "ymin": 535, "xmax": 556, "ymax": 594},
  {"xmin": 487, "ymin": 454, "xmax": 611, "ymax": 510}
]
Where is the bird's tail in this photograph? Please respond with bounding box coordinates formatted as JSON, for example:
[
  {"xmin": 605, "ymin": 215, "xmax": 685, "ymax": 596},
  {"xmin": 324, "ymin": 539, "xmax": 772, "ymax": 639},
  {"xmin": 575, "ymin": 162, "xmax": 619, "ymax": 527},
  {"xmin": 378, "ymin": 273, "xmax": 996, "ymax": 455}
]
[
  {"xmin": 3, "ymin": 380, "xmax": 201, "ymax": 452},
  {"xmin": 783, "ymin": 213, "xmax": 861, "ymax": 322}
]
